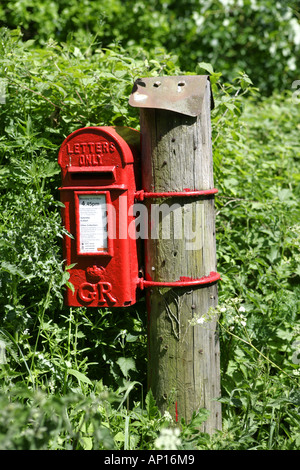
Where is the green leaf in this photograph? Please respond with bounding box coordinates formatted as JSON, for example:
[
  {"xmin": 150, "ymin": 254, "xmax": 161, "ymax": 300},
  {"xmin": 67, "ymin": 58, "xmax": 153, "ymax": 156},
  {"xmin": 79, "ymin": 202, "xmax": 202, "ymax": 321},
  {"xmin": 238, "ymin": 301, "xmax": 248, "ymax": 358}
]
[
  {"xmin": 0, "ymin": 261, "xmax": 30, "ymax": 280},
  {"xmin": 125, "ymin": 333, "xmax": 139, "ymax": 343},
  {"xmin": 116, "ymin": 357, "xmax": 136, "ymax": 377},
  {"xmin": 117, "ymin": 380, "xmax": 142, "ymax": 410},
  {"xmin": 41, "ymin": 161, "xmax": 61, "ymax": 178},
  {"xmin": 188, "ymin": 409, "xmax": 210, "ymax": 430},
  {"xmin": 198, "ymin": 62, "xmax": 214, "ymax": 75},
  {"xmin": 145, "ymin": 389, "xmax": 159, "ymax": 419},
  {"xmin": 67, "ymin": 368, "xmax": 92, "ymax": 385},
  {"xmin": 66, "ymin": 281, "xmax": 75, "ymax": 293}
]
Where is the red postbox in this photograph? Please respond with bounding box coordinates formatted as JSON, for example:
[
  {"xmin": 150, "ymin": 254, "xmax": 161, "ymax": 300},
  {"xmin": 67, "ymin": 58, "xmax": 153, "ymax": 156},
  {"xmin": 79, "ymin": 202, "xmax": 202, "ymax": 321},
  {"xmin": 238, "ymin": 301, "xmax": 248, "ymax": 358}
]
[{"xmin": 58, "ymin": 126, "xmax": 141, "ymax": 307}]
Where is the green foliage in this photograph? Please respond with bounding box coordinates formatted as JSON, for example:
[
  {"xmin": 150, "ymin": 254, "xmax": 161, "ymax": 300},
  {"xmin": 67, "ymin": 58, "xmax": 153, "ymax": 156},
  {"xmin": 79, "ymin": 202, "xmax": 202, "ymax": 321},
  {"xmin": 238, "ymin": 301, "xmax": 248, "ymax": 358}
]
[
  {"xmin": 168, "ymin": 0, "xmax": 300, "ymax": 94},
  {"xmin": 212, "ymin": 86, "xmax": 300, "ymax": 450},
  {"xmin": 1, "ymin": 0, "xmax": 299, "ymax": 94},
  {"xmin": 0, "ymin": 3, "xmax": 299, "ymax": 450},
  {"xmin": 0, "ymin": 384, "xmax": 117, "ymax": 450}
]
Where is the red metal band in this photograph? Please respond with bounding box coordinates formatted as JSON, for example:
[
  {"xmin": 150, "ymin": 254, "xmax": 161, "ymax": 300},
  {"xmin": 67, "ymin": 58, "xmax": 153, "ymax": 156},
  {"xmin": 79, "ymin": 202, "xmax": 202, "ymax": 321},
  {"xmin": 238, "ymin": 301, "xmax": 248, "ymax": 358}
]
[
  {"xmin": 135, "ymin": 188, "xmax": 218, "ymax": 201},
  {"xmin": 138, "ymin": 271, "xmax": 220, "ymax": 290}
]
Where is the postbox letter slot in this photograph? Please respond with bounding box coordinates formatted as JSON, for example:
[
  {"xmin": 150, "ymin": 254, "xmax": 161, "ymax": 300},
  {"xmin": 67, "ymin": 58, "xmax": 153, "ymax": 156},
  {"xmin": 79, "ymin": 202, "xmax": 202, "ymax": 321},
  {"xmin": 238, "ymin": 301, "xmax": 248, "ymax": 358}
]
[
  {"xmin": 70, "ymin": 171, "xmax": 115, "ymax": 181},
  {"xmin": 68, "ymin": 166, "xmax": 116, "ymax": 183}
]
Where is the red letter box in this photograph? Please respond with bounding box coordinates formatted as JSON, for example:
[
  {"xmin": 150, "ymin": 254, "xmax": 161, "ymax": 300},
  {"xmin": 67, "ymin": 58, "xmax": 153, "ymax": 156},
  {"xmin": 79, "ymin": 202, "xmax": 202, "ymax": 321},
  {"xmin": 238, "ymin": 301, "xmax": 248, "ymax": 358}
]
[{"xmin": 58, "ymin": 126, "xmax": 141, "ymax": 307}]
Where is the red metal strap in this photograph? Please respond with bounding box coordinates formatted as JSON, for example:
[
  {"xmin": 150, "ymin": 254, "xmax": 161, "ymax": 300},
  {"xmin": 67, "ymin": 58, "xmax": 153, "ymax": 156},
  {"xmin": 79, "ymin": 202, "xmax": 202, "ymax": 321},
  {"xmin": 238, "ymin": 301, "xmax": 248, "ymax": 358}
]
[
  {"xmin": 138, "ymin": 271, "xmax": 220, "ymax": 290},
  {"xmin": 135, "ymin": 188, "xmax": 218, "ymax": 201}
]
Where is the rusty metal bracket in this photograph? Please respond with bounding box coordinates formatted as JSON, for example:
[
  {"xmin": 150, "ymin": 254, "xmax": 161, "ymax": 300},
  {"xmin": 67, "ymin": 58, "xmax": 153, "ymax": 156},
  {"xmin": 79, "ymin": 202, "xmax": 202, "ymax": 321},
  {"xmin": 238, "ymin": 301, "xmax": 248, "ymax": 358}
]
[{"xmin": 129, "ymin": 75, "xmax": 214, "ymax": 117}]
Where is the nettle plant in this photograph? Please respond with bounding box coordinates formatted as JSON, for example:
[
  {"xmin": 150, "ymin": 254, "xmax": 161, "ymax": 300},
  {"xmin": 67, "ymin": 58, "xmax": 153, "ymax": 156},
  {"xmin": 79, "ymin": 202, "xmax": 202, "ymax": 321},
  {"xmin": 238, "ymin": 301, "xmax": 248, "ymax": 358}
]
[{"xmin": 0, "ymin": 28, "xmax": 179, "ymax": 391}]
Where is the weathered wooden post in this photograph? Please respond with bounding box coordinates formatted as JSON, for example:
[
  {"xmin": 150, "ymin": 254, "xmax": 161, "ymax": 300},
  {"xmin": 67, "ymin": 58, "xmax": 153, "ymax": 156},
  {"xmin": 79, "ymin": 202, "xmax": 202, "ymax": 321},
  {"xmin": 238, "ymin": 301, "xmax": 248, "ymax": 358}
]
[{"xmin": 129, "ymin": 76, "xmax": 221, "ymax": 433}]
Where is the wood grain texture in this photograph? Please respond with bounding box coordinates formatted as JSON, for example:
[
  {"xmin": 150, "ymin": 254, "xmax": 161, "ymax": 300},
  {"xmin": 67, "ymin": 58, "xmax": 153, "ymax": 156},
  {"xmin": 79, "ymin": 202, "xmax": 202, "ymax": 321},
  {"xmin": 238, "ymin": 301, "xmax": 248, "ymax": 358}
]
[{"xmin": 140, "ymin": 81, "xmax": 221, "ymax": 433}]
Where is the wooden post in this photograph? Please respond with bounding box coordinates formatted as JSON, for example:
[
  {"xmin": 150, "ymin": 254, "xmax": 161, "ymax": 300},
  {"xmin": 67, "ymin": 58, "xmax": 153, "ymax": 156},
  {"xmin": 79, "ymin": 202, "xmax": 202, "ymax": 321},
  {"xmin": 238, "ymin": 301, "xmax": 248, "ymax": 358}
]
[{"xmin": 129, "ymin": 76, "xmax": 221, "ymax": 433}]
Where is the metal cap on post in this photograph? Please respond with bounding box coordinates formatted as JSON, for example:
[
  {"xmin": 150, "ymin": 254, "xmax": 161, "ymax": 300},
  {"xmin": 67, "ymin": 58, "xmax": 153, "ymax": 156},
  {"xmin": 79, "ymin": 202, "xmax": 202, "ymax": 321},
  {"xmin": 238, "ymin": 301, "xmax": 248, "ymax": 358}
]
[
  {"xmin": 129, "ymin": 75, "xmax": 214, "ymax": 116},
  {"xmin": 129, "ymin": 76, "xmax": 221, "ymax": 433}
]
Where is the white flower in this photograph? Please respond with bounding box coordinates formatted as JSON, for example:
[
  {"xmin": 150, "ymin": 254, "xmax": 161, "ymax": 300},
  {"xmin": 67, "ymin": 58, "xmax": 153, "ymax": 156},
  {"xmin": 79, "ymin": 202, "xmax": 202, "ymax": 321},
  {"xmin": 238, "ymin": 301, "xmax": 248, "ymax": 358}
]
[
  {"xmin": 193, "ymin": 12, "xmax": 204, "ymax": 29},
  {"xmin": 163, "ymin": 411, "xmax": 173, "ymax": 422},
  {"xmin": 197, "ymin": 317, "xmax": 206, "ymax": 324},
  {"xmin": 0, "ymin": 340, "xmax": 7, "ymax": 365},
  {"xmin": 269, "ymin": 43, "xmax": 277, "ymax": 56},
  {"xmin": 238, "ymin": 306, "xmax": 246, "ymax": 312},
  {"xmin": 219, "ymin": 0, "xmax": 234, "ymax": 7},
  {"xmin": 154, "ymin": 428, "xmax": 181, "ymax": 450},
  {"xmin": 211, "ymin": 38, "xmax": 219, "ymax": 48},
  {"xmin": 287, "ymin": 56, "xmax": 296, "ymax": 71},
  {"xmin": 290, "ymin": 18, "xmax": 300, "ymax": 46},
  {"xmin": 250, "ymin": 0, "xmax": 259, "ymax": 11}
]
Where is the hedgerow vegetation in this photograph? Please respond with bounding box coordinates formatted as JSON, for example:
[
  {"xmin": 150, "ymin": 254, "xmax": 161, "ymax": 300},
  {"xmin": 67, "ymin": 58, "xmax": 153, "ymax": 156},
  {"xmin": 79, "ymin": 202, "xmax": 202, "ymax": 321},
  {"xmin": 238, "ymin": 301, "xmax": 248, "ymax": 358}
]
[{"xmin": 0, "ymin": 0, "xmax": 299, "ymax": 450}]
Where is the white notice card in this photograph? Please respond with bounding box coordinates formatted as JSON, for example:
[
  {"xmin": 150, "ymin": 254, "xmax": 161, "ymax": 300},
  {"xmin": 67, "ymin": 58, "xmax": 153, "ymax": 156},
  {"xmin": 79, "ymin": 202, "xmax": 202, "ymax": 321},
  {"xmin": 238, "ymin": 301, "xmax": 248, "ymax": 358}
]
[{"xmin": 78, "ymin": 194, "xmax": 107, "ymax": 253}]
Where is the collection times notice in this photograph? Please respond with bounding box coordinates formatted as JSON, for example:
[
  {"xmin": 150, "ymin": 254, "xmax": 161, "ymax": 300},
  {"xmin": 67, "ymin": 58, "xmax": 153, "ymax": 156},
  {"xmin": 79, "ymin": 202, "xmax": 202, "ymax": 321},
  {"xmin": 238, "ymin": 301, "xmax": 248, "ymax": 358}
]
[{"xmin": 78, "ymin": 194, "xmax": 108, "ymax": 253}]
